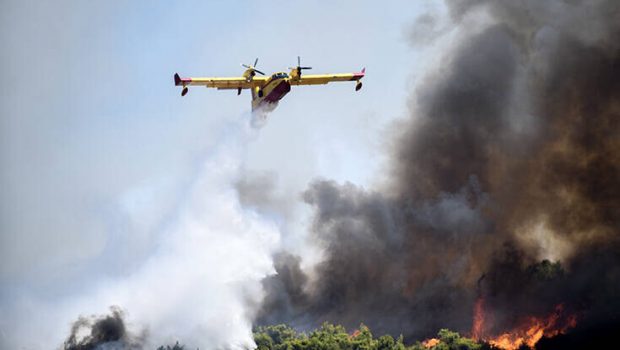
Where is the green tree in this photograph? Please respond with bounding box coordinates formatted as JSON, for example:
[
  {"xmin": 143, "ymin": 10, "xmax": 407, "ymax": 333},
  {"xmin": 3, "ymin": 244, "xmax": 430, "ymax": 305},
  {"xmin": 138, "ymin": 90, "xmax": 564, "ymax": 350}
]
[
  {"xmin": 252, "ymin": 323, "xmax": 482, "ymax": 350},
  {"xmin": 255, "ymin": 331, "xmax": 274, "ymax": 350},
  {"xmin": 437, "ymin": 329, "xmax": 480, "ymax": 350},
  {"xmin": 307, "ymin": 322, "xmax": 352, "ymax": 350},
  {"xmin": 351, "ymin": 324, "xmax": 375, "ymax": 350},
  {"xmin": 376, "ymin": 335, "xmax": 395, "ymax": 350}
]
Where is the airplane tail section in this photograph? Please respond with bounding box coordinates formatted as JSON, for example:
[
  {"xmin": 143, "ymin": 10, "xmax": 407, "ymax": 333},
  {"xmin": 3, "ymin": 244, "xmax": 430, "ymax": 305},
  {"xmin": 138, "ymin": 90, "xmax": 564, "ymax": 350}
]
[{"xmin": 174, "ymin": 73, "xmax": 190, "ymax": 96}]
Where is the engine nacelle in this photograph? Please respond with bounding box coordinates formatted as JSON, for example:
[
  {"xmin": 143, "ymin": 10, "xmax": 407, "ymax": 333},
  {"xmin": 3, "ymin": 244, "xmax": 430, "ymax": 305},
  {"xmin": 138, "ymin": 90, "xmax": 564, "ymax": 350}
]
[
  {"xmin": 355, "ymin": 81, "xmax": 363, "ymax": 91},
  {"xmin": 243, "ymin": 68, "xmax": 256, "ymax": 82}
]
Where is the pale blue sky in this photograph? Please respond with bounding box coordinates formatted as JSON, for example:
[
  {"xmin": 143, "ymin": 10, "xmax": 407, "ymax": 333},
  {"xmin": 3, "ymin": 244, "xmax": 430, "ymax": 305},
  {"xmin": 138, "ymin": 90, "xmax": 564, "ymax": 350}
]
[{"xmin": 0, "ymin": 1, "xmax": 445, "ymax": 348}]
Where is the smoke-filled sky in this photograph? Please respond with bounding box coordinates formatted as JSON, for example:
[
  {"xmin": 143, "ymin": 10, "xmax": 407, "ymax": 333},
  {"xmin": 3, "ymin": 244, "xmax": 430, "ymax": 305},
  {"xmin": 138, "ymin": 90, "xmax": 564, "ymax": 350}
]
[
  {"xmin": 257, "ymin": 0, "xmax": 620, "ymax": 343},
  {"xmin": 0, "ymin": 1, "xmax": 436, "ymax": 349},
  {"xmin": 2, "ymin": 1, "xmax": 619, "ymax": 349}
]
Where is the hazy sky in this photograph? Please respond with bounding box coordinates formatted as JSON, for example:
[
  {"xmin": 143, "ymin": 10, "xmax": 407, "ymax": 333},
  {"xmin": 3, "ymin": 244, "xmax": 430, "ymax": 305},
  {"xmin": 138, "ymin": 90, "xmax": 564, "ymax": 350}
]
[{"xmin": 0, "ymin": 1, "xmax": 444, "ymax": 348}]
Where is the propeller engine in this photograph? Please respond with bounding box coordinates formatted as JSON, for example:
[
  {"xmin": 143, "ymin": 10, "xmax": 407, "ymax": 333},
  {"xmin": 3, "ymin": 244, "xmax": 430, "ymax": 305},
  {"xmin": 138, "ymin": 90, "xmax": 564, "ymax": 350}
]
[
  {"xmin": 242, "ymin": 57, "xmax": 265, "ymax": 82},
  {"xmin": 289, "ymin": 56, "xmax": 312, "ymax": 79}
]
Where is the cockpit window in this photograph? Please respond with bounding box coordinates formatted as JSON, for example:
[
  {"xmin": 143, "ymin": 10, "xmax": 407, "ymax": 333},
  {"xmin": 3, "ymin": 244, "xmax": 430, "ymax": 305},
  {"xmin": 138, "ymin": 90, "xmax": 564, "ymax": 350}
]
[{"xmin": 271, "ymin": 72, "xmax": 289, "ymax": 79}]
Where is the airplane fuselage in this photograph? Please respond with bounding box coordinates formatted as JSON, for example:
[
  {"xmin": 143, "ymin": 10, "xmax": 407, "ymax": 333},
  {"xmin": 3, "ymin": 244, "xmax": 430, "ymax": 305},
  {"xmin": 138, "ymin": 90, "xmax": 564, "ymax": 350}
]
[{"xmin": 251, "ymin": 72, "xmax": 291, "ymax": 111}]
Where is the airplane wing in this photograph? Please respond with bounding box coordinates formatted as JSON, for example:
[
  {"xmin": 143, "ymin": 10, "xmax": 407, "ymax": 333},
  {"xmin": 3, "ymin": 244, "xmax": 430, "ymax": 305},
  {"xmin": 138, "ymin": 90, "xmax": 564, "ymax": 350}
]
[
  {"xmin": 290, "ymin": 68, "xmax": 365, "ymax": 86},
  {"xmin": 174, "ymin": 73, "xmax": 267, "ymax": 90}
]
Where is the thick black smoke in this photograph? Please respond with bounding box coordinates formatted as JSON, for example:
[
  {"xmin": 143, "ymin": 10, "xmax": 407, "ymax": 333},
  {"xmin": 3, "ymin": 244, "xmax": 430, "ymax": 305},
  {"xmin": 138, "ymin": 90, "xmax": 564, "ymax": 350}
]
[
  {"xmin": 63, "ymin": 307, "xmax": 144, "ymax": 350},
  {"xmin": 257, "ymin": 0, "xmax": 620, "ymax": 341}
]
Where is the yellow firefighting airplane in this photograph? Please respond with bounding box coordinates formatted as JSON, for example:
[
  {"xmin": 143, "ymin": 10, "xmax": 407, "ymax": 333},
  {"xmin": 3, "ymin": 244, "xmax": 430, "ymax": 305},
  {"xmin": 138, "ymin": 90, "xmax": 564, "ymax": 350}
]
[{"xmin": 174, "ymin": 57, "xmax": 365, "ymax": 111}]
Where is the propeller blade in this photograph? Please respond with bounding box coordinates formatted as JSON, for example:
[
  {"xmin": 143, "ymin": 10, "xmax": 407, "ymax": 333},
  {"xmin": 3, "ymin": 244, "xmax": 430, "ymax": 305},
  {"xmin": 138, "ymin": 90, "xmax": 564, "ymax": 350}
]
[
  {"xmin": 254, "ymin": 58, "xmax": 259, "ymax": 67},
  {"xmin": 255, "ymin": 69, "xmax": 265, "ymax": 75},
  {"xmin": 242, "ymin": 64, "xmax": 250, "ymax": 68},
  {"xmin": 298, "ymin": 56, "xmax": 301, "ymax": 66},
  {"xmin": 300, "ymin": 66, "xmax": 312, "ymax": 70}
]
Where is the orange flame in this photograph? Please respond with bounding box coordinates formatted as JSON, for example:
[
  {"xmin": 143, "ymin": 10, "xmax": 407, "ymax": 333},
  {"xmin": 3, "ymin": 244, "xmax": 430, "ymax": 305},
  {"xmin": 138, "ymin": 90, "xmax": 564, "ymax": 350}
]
[
  {"xmin": 471, "ymin": 297, "xmax": 485, "ymax": 339},
  {"xmin": 422, "ymin": 338, "xmax": 440, "ymax": 348},
  {"xmin": 472, "ymin": 301, "xmax": 577, "ymax": 350}
]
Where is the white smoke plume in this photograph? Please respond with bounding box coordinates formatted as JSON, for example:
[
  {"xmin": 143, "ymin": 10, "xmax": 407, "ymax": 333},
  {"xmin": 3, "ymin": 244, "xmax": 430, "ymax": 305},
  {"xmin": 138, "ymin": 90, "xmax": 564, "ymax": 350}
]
[{"xmin": 1, "ymin": 114, "xmax": 281, "ymax": 349}]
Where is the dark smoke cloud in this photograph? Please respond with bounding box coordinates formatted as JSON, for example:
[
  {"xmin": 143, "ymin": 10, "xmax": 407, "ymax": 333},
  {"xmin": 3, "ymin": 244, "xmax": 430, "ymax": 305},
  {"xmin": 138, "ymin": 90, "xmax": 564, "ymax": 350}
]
[
  {"xmin": 63, "ymin": 307, "xmax": 144, "ymax": 350},
  {"xmin": 257, "ymin": 0, "xmax": 620, "ymax": 341}
]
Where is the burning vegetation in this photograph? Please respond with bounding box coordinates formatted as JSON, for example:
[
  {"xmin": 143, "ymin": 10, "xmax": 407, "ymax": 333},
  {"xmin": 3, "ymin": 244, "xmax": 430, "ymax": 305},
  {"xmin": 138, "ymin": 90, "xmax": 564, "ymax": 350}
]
[
  {"xmin": 473, "ymin": 302, "xmax": 577, "ymax": 350},
  {"xmin": 466, "ymin": 256, "xmax": 582, "ymax": 349}
]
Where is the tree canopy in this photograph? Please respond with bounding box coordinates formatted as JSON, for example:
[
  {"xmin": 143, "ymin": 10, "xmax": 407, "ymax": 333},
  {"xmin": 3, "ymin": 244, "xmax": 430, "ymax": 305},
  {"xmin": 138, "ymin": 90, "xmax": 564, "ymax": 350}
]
[{"xmin": 253, "ymin": 323, "xmax": 483, "ymax": 350}]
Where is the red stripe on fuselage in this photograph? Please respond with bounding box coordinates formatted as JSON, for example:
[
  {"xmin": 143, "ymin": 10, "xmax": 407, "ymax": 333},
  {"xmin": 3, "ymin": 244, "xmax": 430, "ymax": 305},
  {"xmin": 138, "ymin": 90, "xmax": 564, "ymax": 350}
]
[
  {"xmin": 174, "ymin": 73, "xmax": 192, "ymax": 86},
  {"xmin": 350, "ymin": 73, "xmax": 365, "ymax": 81}
]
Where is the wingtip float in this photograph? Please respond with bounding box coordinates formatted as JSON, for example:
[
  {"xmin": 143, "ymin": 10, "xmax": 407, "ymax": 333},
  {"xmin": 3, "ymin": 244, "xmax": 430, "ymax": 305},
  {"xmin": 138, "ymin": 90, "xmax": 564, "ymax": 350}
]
[{"xmin": 174, "ymin": 57, "xmax": 365, "ymax": 111}]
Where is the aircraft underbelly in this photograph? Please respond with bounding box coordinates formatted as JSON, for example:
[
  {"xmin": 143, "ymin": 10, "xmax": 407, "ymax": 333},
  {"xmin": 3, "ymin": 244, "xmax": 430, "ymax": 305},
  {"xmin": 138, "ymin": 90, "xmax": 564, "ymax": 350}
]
[{"xmin": 264, "ymin": 80, "xmax": 291, "ymax": 103}]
